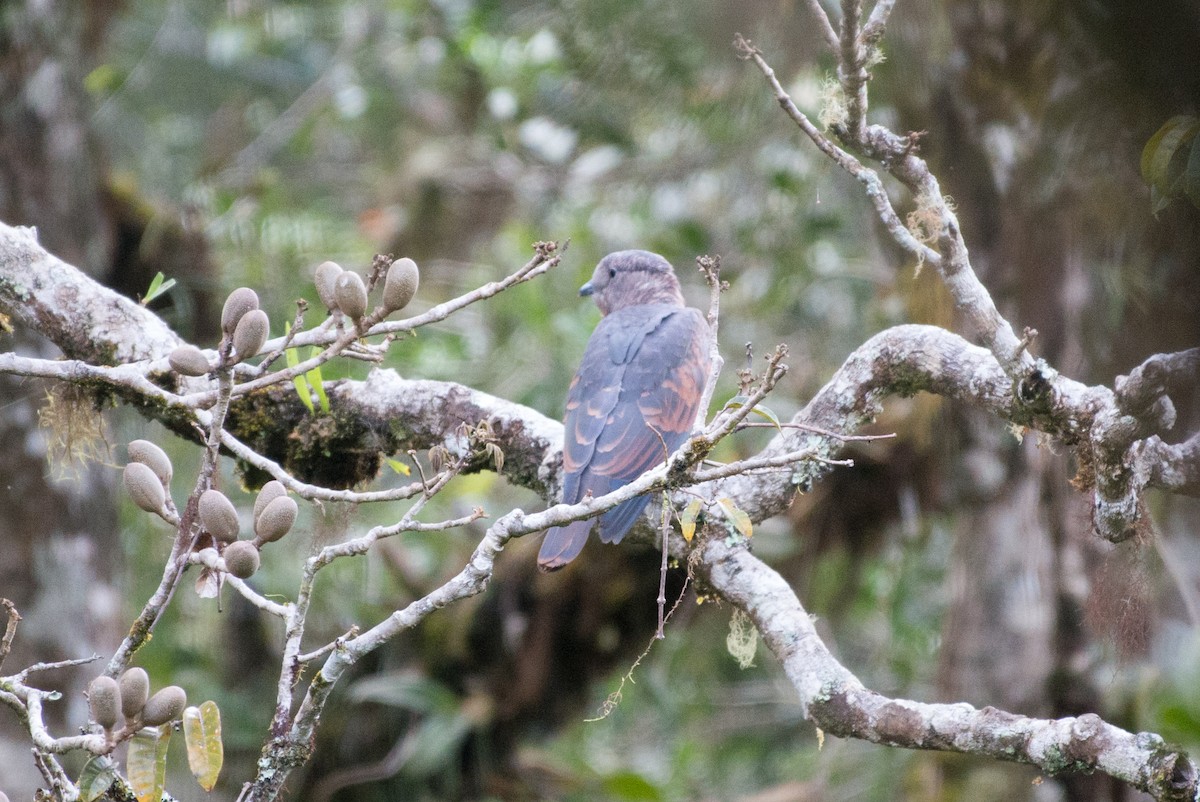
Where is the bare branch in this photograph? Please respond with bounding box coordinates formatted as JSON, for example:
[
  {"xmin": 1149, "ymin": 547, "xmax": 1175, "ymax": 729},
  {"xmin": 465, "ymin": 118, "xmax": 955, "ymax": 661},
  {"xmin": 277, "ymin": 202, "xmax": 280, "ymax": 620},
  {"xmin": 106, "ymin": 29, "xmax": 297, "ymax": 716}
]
[
  {"xmin": 189, "ymin": 550, "xmax": 291, "ymax": 617},
  {"xmin": 697, "ymin": 534, "xmax": 1197, "ymax": 799},
  {"xmin": 1142, "ymin": 433, "xmax": 1200, "ymax": 497},
  {"xmin": 797, "ymin": 0, "xmax": 841, "ymax": 54},
  {"xmin": 1115, "ymin": 347, "xmax": 1200, "ymax": 429},
  {"xmin": 838, "ymin": 0, "xmax": 868, "ymax": 140},
  {"xmin": 0, "ymin": 599, "xmax": 19, "ymax": 672},
  {"xmin": 733, "ymin": 35, "xmax": 940, "ymax": 267},
  {"xmin": 861, "ymin": 0, "xmax": 896, "ymax": 44},
  {"xmin": 736, "ymin": 40, "xmax": 1034, "ymax": 377},
  {"xmin": 0, "ymin": 223, "xmax": 180, "ymax": 362},
  {"xmin": 695, "ymin": 254, "xmax": 727, "ymax": 429},
  {"xmin": 219, "ymin": 429, "xmax": 430, "ymax": 504}
]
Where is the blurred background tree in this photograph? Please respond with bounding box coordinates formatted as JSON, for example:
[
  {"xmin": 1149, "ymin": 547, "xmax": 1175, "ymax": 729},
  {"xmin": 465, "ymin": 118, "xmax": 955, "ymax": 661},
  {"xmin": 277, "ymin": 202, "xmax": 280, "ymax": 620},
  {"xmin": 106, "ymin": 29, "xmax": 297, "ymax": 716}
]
[{"xmin": 1, "ymin": 0, "xmax": 1197, "ymax": 800}]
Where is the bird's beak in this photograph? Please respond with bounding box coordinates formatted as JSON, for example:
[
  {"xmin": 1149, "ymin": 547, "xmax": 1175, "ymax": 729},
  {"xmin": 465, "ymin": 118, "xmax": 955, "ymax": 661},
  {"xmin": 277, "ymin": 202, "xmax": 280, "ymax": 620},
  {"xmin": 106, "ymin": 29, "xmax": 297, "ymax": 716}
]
[{"xmin": 578, "ymin": 281, "xmax": 595, "ymax": 297}]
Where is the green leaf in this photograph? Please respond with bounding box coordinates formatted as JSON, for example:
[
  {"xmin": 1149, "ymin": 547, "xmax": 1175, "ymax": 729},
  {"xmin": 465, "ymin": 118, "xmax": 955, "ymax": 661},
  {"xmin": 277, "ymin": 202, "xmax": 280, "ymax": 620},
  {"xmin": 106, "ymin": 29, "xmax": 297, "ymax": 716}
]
[
  {"xmin": 722, "ymin": 395, "xmax": 782, "ymax": 429},
  {"xmin": 141, "ymin": 272, "xmax": 177, "ymax": 305},
  {"xmin": 385, "ymin": 456, "xmax": 412, "ymax": 476},
  {"xmin": 403, "ymin": 712, "xmax": 473, "ymax": 777},
  {"xmin": 183, "ymin": 701, "xmax": 224, "ymax": 791},
  {"xmin": 78, "ymin": 756, "xmax": 118, "ymax": 801},
  {"xmin": 83, "ymin": 63, "xmax": 119, "ymax": 95},
  {"xmin": 348, "ymin": 671, "xmax": 459, "ymax": 713},
  {"xmin": 284, "ymin": 340, "xmax": 315, "ymax": 414},
  {"xmin": 601, "ymin": 770, "xmax": 665, "ymax": 801},
  {"xmin": 680, "ymin": 499, "xmax": 703, "ymax": 542},
  {"xmin": 128, "ymin": 725, "xmax": 171, "ymax": 802},
  {"xmin": 1142, "ymin": 116, "xmax": 1200, "ymax": 195},
  {"xmin": 308, "ymin": 348, "xmax": 330, "ymax": 413},
  {"xmin": 716, "ymin": 497, "xmax": 752, "ymax": 539},
  {"xmin": 723, "ymin": 394, "xmax": 750, "ymax": 410},
  {"xmin": 750, "ymin": 403, "xmax": 782, "ymax": 429}
]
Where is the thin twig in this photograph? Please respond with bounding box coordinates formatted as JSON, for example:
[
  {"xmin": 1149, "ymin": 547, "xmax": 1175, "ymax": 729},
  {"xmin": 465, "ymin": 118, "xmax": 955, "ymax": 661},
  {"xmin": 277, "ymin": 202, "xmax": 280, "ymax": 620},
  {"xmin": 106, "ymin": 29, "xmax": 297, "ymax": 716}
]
[
  {"xmin": 695, "ymin": 254, "xmax": 727, "ymax": 430},
  {"xmin": 800, "ymin": 0, "xmax": 842, "ymax": 53},
  {"xmin": 735, "ymin": 421, "xmax": 897, "ymax": 441},
  {"xmin": 298, "ymin": 627, "xmax": 360, "ymax": 664},
  {"xmin": 0, "ymin": 599, "xmax": 19, "ymax": 672},
  {"xmin": 733, "ymin": 34, "xmax": 939, "ymax": 267},
  {"xmin": 586, "ymin": 575, "xmax": 692, "ymax": 721},
  {"xmin": 18, "ymin": 654, "xmax": 101, "ymax": 679},
  {"xmin": 657, "ymin": 493, "xmax": 671, "ymax": 639}
]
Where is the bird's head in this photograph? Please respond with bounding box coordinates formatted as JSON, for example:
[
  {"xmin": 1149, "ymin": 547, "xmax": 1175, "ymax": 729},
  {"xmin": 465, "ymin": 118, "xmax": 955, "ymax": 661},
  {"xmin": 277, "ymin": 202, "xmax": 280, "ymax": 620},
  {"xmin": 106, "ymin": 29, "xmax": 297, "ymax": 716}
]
[{"xmin": 580, "ymin": 250, "xmax": 685, "ymax": 315}]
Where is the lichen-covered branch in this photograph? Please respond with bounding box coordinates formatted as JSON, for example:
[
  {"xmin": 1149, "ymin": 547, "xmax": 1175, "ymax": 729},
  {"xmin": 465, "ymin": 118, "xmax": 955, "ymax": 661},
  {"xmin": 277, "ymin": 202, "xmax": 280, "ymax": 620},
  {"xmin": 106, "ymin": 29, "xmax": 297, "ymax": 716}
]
[
  {"xmin": 696, "ymin": 535, "xmax": 1198, "ymax": 801},
  {"xmin": 733, "ymin": 29, "xmax": 1200, "ymax": 546}
]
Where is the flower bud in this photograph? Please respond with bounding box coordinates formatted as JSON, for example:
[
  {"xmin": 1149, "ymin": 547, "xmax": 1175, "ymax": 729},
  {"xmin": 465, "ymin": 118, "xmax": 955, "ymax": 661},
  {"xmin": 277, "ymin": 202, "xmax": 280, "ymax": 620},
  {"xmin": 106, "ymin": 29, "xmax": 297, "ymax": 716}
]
[
  {"xmin": 253, "ymin": 496, "xmax": 298, "ymax": 546},
  {"xmin": 314, "ymin": 261, "xmax": 344, "ymax": 312},
  {"xmin": 232, "ymin": 309, "xmax": 270, "ymax": 362},
  {"xmin": 199, "ymin": 489, "xmax": 240, "ymax": 543},
  {"xmin": 88, "ymin": 676, "xmax": 121, "ymax": 730},
  {"xmin": 119, "ymin": 668, "xmax": 150, "ymax": 719},
  {"xmin": 127, "ymin": 439, "xmax": 172, "ymax": 486},
  {"xmin": 142, "ymin": 685, "xmax": 187, "ymax": 727},
  {"xmin": 253, "ymin": 480, "xmax": 288, "ymax": 522},
  {"xmin": 123, "ymin": 462, "xmax": 165, "ymax": 514},
  {"xmin": 334, "ymin": 271, "xmax": 368, "ymax": 321},
  {"xmin": 382, "ymin": 257, "xmax": 420, "ymax": 314},
  {"xmin": 221, "ymin": 287, "xmax": 260, "ymax": 335},
  {"xmin": 168, "ymin": 345, "xmax": 211, "ymax": 377},
  {"xmin": 223, "ymin": 541, "xmax": 261, "ymax": 579}
]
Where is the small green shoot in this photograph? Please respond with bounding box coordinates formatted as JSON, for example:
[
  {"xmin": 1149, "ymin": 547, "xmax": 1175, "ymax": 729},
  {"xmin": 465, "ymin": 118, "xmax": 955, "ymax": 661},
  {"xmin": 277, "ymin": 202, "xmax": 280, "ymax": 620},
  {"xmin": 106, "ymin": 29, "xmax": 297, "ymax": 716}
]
[{"xmin": 140, "ymin": 272, "xmax": 177, "ymax": 306}]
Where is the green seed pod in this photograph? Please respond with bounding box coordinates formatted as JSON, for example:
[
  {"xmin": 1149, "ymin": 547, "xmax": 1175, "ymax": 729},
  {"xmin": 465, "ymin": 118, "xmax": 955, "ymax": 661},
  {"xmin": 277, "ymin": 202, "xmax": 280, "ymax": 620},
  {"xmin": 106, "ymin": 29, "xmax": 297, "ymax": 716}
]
[
  {"xmin": 382, "ymin": 257, "xmax": 420, "ymax": 314},
  {"xmin": 123, "ymin": 462, "xmax": 165, "ymax": 514},
  {"xmin": 168, "ymin": 345, "xmax": 211, "ymax": 377},
  {"xmin": 253, "ymin": 480, "xmax": 288, "ymax": 522},
  {"xmin": 314, "ymin": 260, "xmax": 344, "ymax": 311},
  {"xmin": 333, "ymin": 271, "xmax": 368, "ymax": 321},
  {"xmin": 254, "ymin": 495, "xmax": 298, "ymax": 546},
  {"xmin": 199, "ymin": 489, "xmax": 240, "ymax": 543},
  {"xmin": 88, "ymin": 675, "xmax": 122, "ymax": 730},
  {"xmin": 141, "ymin": 685, "xmax": 187, "ymax": 727},
  {"xmin": 223, "ymin": 540, "xmax": 260, "ymax": 579},
  {"xmin": 221, "ymin": 287, "xmax": 260, "ymax": 335},
  {"xmin": 119, "ymin": 667, "xmax": 150, "ymax": 719},
  {"xmin": 232, "ymin": 308, "xmax": 270, "ymax": 362},
  {"xmin": 127, "ymin": 439, "xmax": 172, "ymax": 486}
]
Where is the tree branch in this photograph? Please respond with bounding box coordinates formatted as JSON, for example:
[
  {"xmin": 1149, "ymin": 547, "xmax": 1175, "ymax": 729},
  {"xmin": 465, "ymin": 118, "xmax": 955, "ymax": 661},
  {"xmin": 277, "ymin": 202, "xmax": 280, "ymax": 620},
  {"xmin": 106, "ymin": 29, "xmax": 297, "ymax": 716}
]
[{"xmin": 696, "ymin": 534, "xmax": 1198, "ymax": 800}]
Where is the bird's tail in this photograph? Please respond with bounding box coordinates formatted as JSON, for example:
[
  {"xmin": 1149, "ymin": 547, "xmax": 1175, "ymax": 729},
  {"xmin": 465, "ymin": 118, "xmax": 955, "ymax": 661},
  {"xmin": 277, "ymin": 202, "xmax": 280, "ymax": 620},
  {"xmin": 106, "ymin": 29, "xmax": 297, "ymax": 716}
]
[{"xmin": 537, "ymin": 520, "xmax": 591, "ymax": 571}]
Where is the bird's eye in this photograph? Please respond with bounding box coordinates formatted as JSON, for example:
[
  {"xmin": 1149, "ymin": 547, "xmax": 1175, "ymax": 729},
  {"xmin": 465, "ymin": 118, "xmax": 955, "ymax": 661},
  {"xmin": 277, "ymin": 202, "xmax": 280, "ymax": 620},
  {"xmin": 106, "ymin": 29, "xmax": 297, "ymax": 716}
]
[{"xmin": 608, "ymin": 267, "xmax": 617, "ymax": 278}]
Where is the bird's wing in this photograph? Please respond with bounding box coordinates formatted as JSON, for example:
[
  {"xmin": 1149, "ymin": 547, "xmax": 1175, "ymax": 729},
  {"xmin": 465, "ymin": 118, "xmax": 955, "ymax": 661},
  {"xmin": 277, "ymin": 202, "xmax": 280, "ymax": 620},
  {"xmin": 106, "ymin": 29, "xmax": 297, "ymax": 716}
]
[
  {"xmin": 589, "ymin": 307, "xmax": 710, "ymax": 542},
  {"xmin": 559, "ymin": 305, "xmax": 677, "ymax": 505},
  {"xmin": 540, "ymin": 306, "xmax": 709, "ymax": 569}
]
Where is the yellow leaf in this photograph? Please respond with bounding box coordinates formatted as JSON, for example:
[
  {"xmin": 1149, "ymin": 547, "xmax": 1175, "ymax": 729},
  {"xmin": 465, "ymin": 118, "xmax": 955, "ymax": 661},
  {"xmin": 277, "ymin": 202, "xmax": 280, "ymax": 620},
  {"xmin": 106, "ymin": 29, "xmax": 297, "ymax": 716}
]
[
  {"xmin": 717, "ymin": 497, "xmax": 752, "ymax": 538},
  {"xmin": 680, "ymin": 500, "xmax": 703, "ymax": 542},
  {"xmin": 127, "ymin": 725, "xmax": 171, "ymax": 802},
  {"xmin": 183, "ymin": 701, "xmax": 224, "ymax": 791},
  {"xmin": 385, "ymin": 456, "xmax": 411, "ymax": 476}
]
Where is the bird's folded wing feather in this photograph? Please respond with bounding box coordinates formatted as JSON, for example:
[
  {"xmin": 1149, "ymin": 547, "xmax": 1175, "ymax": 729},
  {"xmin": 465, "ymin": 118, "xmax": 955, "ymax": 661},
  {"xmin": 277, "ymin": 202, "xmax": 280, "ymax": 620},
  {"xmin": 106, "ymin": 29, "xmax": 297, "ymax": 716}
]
[{"xmin": 562, "ymin": 305, "xmax": 711, "ymax": 543}]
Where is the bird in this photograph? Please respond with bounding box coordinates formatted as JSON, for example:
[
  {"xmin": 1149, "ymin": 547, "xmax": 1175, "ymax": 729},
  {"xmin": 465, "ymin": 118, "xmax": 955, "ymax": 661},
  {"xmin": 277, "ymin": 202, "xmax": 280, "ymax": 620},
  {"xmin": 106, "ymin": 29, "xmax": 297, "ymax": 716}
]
[{"xmin": 538, "ymin": 250, "xmax": 712, "ymax": 572}]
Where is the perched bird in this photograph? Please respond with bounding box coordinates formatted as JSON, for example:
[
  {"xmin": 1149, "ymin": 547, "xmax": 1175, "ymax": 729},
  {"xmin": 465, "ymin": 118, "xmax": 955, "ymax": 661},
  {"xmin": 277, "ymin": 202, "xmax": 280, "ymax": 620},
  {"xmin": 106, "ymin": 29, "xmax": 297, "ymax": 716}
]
[{"xmin": 538, "ymin": 250, "xmax": 711, "ymax": 571}]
